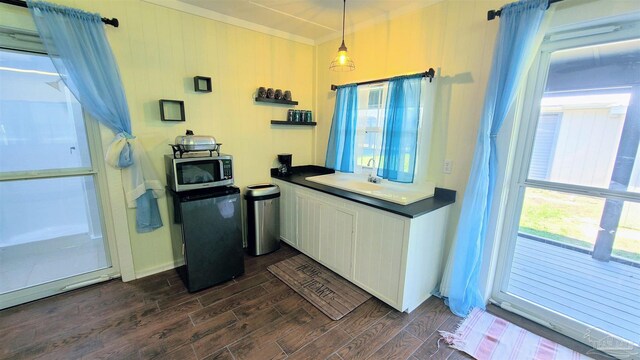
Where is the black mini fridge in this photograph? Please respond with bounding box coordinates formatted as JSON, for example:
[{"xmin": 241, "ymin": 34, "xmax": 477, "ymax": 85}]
[{"xmin": 168, "ymin": 186, "xmax": 244, "ymax": 292}]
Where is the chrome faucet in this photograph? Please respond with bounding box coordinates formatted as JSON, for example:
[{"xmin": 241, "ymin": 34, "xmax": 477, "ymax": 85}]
[
  {"xmin": 366, "ymin": 158, "xmax": 382, "ymax": 184},
  {"xmin": 366, "ymin": 158, "xmax": 376, "ymax": 168}
]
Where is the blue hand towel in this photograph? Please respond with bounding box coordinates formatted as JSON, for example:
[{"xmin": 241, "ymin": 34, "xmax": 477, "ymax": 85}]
[{"xmin": 136, "ymin": 189, "xmax": 163, "ymax": 233}]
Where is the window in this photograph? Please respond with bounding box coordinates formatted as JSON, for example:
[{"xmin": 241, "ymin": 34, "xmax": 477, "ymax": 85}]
[
  {"xmin": 0, "ymin": 44, "xmax": 117, "ymax": 308},
  {"xmin": 354, "ymin": 84, "xmax": 387, "ymax": 173},
  {"xmin": 352, "ymin": 81, "xmax": 426, "ymax": 179}
]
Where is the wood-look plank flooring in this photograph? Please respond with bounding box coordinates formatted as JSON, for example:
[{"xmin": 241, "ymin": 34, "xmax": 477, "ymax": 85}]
[{"xmin": 0, "ymin": 244, "xmax": 601, "ymax": 360}]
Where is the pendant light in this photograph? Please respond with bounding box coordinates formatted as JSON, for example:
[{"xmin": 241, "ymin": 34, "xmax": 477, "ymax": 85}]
[{"xmin": 329, "ymin": 0, "xmax": 355, "ymax": 71}]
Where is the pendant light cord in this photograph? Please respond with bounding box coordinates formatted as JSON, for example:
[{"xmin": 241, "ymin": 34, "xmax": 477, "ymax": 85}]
[
  {"xmin": 341, "ymin": 0, "xmax": 346, "ymax": 44},
  {"xmin": 330, "ymin": 0, "xmax": 354, "ymax": 70}
]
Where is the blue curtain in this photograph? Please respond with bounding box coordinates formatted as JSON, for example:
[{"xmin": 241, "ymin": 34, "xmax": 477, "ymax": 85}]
[
  {"xmin": 377, "ymin": 75, "xmax": 422, "ymax": 183},
  {"xmin": 447, "ymin": 0, "xmax": 548, "ymax": 316},
  {"xmin": 326, "ymin": 84, "xmax": 358, "ymax": 172},
  {"xmin": 27, "ymin": 0, "xmax": 163, "ymax": 233}
]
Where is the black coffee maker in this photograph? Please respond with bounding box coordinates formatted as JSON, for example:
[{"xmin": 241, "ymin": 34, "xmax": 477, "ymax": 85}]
[{"xmin": 277, "ymin": 154, "xmax": 292, "ymax": 176}]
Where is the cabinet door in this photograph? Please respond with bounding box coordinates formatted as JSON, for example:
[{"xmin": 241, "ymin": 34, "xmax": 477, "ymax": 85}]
[
  {"xmin": 274, "ymin": 180, "xmax": 297, "ymax": 247},
  {"xmin": 295, "ymin": 191, "xmax": 320, "ymax": 259},
  {"xmin": 318, "ymin": 203, "xmax": 355, "ymax": 279},
  {"xmin": 353, "ymin": 208, "xmax": 406, "ymax": 306}
]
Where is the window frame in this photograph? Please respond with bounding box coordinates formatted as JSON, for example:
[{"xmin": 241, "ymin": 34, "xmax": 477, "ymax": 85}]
[{"xmin": 354, "ymin": 83, "xmax": 387, "ymax": 174}]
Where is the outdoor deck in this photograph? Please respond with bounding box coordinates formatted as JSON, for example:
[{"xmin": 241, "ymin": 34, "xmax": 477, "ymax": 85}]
[{"xmin": 508, "ymin": 236, "xmax": 640, "ymax": 344}]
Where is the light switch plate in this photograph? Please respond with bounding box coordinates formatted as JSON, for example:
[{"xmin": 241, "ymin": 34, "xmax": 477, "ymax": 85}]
[{"xmin": 443, "ymin": 160, "xmax": 453, "ymax": 174}]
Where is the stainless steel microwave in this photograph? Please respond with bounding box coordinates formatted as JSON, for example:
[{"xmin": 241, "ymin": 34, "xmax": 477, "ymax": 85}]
[{"xmin": 165, "ymin": 154, "xmax": 233, "ymax": 192}]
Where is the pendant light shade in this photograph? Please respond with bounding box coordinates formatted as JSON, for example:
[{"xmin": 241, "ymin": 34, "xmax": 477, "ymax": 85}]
[{"xmin": 330, "ymin": 0, "xmax": 355, "ymax": 71}]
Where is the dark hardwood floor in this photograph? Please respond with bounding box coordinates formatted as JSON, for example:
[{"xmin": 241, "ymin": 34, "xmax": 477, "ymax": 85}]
[{"xmin": 0, "ymin": 244, "xmax": 602, "ymax": 360}]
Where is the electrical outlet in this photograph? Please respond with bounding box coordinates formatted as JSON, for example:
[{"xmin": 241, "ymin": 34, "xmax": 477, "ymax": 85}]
[{"xmin": 443, "ymin": 160, "xmax": 453, "ymax": 174}]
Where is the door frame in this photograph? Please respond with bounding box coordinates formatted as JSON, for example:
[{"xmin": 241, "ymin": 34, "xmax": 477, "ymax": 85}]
[
  {"xmin": 0, "ymin": 43, "xmax": 132, "ymax": 309},
  {"xmin": 490, "ymin": 20, "xmax": 640, "ymax": 357}
]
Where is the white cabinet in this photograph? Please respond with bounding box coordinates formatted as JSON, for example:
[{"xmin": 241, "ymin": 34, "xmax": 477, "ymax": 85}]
[
  {"xmin": 295, "ymin": 190, "xmax": 321, "ymax": 259},
  {"xmin": 352, "ymin": 206, "xmax": 406, "ymax": 306},
  {"xmin": 317, "ymin": 198, "xmax": 355, "ymax": 279},
  {"xmin": 272, "ymin": 179, "xmax": 450, "ymax": 312},
  {"xmin": 295, "ymin": 189, "xmax": 355, "ymax": 279},
  {"xmin": 273, "ymin": 179, "xmax": 296, "ymax": 247}
]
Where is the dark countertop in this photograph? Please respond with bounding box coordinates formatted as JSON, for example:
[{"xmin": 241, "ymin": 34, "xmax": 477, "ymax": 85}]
[{"xmin": 271, "ymin": 165, "xmax": 456, "ymax": 219}]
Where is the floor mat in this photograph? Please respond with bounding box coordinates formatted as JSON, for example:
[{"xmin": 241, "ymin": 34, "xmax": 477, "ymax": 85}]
[{"xmin": 267, "ymin": 254, "xmax": 371, "ymax": 320}]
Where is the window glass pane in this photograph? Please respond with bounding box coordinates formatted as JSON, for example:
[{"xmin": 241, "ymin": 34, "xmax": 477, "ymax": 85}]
[
  {"xmin": 0, "ymin": 176, "xmax": 108, "ymax": 294},
  {"xmin": 355, "ymin": 84, "xmax": 386, "ymax": 171},
  {"xmin": 518, "ymin": 187, "xmax": 640, "ymax": 263},
  {"xmin": 615, "ymin": 201, "xmax": 640, "ymax": 263},
  {"xmin": 0, "ymin": 49, "xmax": 92, "ymax": 173},
  {"xmin": 528, "ymin": 39, "xmax": 640, "ymax": 194},
  {"xmin": 519, "ymin": 188, "xmax": 605, "ymax": 252},
  {"xmin": 512, "ymin": 187, "xmax": 639, "ymax": 343},
  {"xmin": 368, "ymin": 88, "xmax": 382, "ymax": 108}
]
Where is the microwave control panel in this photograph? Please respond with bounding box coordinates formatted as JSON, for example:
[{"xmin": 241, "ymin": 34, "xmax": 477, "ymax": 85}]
[{"xmin": 222, "ymin": 160, "xmax": 233, "ymax": 179}]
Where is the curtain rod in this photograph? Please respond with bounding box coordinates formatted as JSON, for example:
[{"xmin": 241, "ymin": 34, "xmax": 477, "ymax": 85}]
[
  {"xmin": 487, "ymin": 0, "xmax": 563, "ymax": 21},
  {"xmin": 330, "ymin": 68, "xmax": 435, "ymax": 91},
  {"xmin": 0, "ymin": 0, "xmax": 119, "ymax": 27}
]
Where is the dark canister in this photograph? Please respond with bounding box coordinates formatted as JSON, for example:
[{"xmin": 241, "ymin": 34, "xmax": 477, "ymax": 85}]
[
  {"xmin": 287, "ymin": 109, "xmax": 294, "ymax": 122},
  {"xmin": 277, "ymin": 153, "xmax": 292, "ymax": 175}
]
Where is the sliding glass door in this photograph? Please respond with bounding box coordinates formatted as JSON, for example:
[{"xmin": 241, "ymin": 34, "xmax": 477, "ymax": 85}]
[
  {"xmin": 0, "ymin": 45, "xmax": 118, "ymax": 308},
  {"xmin": 494, "ymin": 24, "xmax": 640, "ymax": 358}
]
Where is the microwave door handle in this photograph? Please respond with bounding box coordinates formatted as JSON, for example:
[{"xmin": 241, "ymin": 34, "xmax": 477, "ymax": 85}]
[{"xmin": 219, "ymin": 160, "xmax": 225, "ymax": 179}]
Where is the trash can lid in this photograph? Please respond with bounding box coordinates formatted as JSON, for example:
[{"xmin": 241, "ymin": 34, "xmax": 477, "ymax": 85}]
[{"xmin": 245, "ymin": 184, "xmax": 280, "ymax": 198}]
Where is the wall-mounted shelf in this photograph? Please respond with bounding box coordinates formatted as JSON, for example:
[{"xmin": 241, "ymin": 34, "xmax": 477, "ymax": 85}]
[
  {"xmin": 271, "ymin": 120, "xmax": 316, "ymax": 126},
  {"xmin": 255, "ymin": 97, "xmax": 298, "ymax": 106}
]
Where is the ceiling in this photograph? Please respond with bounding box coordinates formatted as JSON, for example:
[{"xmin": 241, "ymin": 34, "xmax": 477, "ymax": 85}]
[{"xmin": 149, "ymin": 0, "xmax": 440, "ymax": 44}]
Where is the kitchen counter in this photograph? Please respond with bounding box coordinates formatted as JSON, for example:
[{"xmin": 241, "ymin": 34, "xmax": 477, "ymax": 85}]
[{"xmin": 271, "ymin": 165, "xmax": 456, "ymax": 218}]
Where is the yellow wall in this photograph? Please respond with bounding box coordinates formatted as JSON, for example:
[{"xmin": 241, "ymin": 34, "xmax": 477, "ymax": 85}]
[
  {"xmin": 0, "ymin": 0, "xmax": 316, "ymax": 277},
  {"xmin": 2, "ymin": 0, "xmax": 639, "ymax": 280},
  {"xmin": 314, "ymin": 0, "xmax": 640, "ymax": 288},
  {"xmin": 315, "ymin": 0, "xmax": 503, "ymax": 252}
]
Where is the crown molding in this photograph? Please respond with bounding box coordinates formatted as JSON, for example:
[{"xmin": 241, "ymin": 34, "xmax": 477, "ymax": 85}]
[
  {"xmin": 142, "ymin": 0, "xmax": 316, "ymax": 46},
  {"xmin": 143, "ymin": 0, "xmax": 443, "ymax": 46}
]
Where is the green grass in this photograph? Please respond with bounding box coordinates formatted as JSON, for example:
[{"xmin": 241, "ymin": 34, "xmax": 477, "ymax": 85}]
[
  {"xmin": 519, "ymin": 227, "xmax": 640, "ymax": 263},
  {"xmin": 519, "ymin": 188, "xmax": 640, "ymax": 263}
]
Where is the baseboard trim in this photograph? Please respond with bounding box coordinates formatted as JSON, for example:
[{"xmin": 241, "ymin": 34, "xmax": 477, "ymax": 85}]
[{"xmin": 134, "ymin": 258, "xmax": 185, "ymax": 279}]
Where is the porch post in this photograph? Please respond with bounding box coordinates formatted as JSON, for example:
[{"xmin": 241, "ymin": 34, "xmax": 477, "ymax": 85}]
[{"xmin": 593, "ymin": 86, "xmax": 640, "ymax": 261}]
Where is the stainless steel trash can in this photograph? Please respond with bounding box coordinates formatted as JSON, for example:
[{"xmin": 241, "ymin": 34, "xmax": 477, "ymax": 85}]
[{"xmin": 245, "ymin": 184, "xmax": 280, "ymax": 256}]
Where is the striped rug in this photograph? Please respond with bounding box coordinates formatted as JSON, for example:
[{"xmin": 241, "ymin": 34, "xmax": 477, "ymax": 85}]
[{"xmin": 439, "ymin": 308, "xmax": 592, "ymax": 359}]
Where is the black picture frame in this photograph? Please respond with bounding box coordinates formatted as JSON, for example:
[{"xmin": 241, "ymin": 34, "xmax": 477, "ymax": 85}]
[
  {"xmin": 159, "ymin": 99, "xmax": 185, "ymax": 121},
  {"xmin": 194, "ymin": 76, "xmax": 212, "ymax": 93}
]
